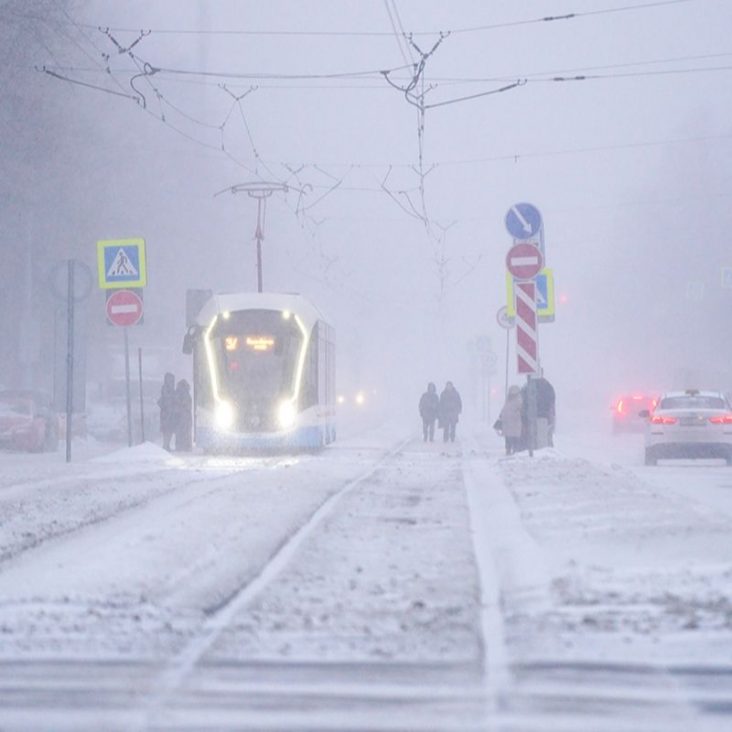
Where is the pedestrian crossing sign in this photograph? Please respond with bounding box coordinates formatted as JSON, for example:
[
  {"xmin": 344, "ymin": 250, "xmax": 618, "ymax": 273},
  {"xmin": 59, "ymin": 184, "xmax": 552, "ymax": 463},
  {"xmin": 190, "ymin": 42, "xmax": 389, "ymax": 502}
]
[
  {"xmin": 97, "ymin": 238, "xmax": 147, "ymax": 289},
  {"xmin": 506, "ymin": 267, "xmax": 555, "ymax": 322}
]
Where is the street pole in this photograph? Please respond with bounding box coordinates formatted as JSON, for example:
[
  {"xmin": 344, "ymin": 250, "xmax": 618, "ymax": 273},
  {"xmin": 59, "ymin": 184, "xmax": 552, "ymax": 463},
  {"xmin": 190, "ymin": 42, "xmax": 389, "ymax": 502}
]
[
  {"xmin": 504, "ymin": 327, "xmax": 510, "ymax": 399},
  {"xmin": 65, "ymin": 260, "xmax": 75, "ymax": 463},
  {"xmin": 254, "ymin": 193, "xmax": 267, "ymax": 292},
  {"xmin": 124, "ymin": 328, "xmax": 132, "ymax": 447},
  {"xmin": 138, "ymin": 347, "xmax": 145, "ymax": 443},
  {"xmin": 526, "ymin": 374, "xmax": 538, "ymax": 457}
]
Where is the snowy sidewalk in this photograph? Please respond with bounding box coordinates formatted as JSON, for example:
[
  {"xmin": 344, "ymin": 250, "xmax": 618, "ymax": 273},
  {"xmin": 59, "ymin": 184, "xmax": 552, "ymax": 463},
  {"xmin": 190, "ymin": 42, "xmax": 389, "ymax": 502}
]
[{"xmin": 464, "ymin": 430, "xmax": 732, "ymax": 731}]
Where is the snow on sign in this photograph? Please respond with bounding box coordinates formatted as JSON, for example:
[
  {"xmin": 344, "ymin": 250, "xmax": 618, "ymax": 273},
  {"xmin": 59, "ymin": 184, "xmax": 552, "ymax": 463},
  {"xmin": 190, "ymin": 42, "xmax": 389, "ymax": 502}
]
[
  {"xmin": 106, "ymin": 288, "xmax": 143, "ymax": 327},
  {"xmin": 506, "ymin": 242, "xmax": 543, "ymax": 281},
  {"xmin": 97, "ymin": 238, "xmax": 147, "ymax": 289}
]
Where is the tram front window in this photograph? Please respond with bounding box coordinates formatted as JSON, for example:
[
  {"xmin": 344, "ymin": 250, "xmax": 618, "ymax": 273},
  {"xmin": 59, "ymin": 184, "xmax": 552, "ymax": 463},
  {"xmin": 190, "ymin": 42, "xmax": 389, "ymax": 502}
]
[{"xmin": 210, "ymin": 310, "xmax": 303, "ymax": 431}]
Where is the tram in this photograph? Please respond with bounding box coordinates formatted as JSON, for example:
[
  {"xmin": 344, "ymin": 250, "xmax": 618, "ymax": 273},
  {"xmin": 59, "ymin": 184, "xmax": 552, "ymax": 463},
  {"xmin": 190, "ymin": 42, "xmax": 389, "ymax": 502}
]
[{"xmin": 183, "ymin": 292, "xmax": 336, "ymax": 452}]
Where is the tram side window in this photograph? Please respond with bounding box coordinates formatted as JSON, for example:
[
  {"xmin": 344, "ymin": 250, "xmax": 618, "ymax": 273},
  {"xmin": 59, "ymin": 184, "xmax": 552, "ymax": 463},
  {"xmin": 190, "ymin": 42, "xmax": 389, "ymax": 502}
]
[{"xmin": 301, "ymin": 323, "xmax": 318, "ymax": 409}]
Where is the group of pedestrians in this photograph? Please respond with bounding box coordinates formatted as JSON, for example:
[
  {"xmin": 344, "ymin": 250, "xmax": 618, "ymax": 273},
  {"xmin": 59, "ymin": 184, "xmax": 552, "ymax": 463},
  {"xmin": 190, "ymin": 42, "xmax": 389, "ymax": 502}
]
[
  {"xmin": 157, "ymin": 372, "xmax": 192, "ymax": 452},
  {"xmin": 495, "ymin": 375, "xmax": 556, "ymax": 455},
  {"xmin": 418, "ymin": 381, "xmax": 463, "ymax": 443}
]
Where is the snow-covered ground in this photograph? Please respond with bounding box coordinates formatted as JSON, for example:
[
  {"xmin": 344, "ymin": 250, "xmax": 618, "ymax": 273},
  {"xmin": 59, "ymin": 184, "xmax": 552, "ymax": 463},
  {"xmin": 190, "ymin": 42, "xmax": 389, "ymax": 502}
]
[{"xmin": 0, "ymin": 417, "xmax": 730, "ymax": 730}]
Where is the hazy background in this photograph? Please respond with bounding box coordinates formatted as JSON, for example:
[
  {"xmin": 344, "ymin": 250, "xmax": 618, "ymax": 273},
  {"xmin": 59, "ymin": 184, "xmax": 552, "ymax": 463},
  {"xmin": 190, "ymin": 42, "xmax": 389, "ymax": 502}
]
[{"xmin": 2, "ymin": 0, "xmax": 731, "ymax": 426}]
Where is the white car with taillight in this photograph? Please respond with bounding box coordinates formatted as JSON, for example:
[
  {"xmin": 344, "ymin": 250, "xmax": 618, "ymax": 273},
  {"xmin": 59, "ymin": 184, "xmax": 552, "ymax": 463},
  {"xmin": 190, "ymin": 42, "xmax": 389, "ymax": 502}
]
[{"xmin": 641, "ymin": 389, "xmax": 732, "ymax": 466}]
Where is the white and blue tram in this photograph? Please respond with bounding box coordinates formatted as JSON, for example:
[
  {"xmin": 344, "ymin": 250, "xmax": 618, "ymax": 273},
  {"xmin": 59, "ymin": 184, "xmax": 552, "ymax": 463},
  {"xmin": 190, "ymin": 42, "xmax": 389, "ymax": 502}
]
[{"xmin": 183, "ymin": 292, "xmax": 336, "ymax": 451}]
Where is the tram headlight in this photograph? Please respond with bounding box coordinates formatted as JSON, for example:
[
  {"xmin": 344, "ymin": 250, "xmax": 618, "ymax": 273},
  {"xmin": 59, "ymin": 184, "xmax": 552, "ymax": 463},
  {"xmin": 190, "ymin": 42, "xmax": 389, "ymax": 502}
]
[
  {"xmin": 277, "ymin": 400, "xmax": 297, "ymax": 430},
  {"xmin": 215, "ymin": 400, "xmax": 236, "ymax": 430}
]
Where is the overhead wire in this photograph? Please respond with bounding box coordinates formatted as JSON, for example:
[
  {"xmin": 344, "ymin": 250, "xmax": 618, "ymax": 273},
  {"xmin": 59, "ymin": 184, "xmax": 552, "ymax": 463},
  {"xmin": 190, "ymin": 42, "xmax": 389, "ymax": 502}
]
[
  {"xmin": 382, "ymin": 0, "xmax": 412, "ymax": 68},
  {"xmin": 36, "ymin": 1, "xmax": 722, "ymax": 217},
  {"xmin": 66, "ymin": 0, "xmax": 693, "ymax": 37}
]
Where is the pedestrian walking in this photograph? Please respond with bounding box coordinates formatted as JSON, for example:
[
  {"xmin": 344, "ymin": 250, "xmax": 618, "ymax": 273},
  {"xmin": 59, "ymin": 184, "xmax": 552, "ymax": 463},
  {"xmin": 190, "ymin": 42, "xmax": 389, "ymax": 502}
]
[
  {"xmin": 438, "ymin": 381, "xmax": 463, "ymax": 443},
  {"xmin": 174, "ymin": 379, "xmax": 193, "ymax": 452},
  {"xmin": 418, "ymin": 382, "xmax": 439, "ymax": 442},
  {"xmin": 157, "ymin": 372, "xmax": 176, "ymax": 451},
  {"xmin": 498, "ymin": 385, "xmax": 524, "ymax": 455}
]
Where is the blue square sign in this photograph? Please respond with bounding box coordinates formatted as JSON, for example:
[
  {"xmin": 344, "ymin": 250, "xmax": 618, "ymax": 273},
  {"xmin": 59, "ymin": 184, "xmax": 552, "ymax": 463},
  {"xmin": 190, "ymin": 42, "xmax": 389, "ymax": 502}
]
[{"xmin": 97, "ymin": 238, "xmax": 147, "ymax": 289}]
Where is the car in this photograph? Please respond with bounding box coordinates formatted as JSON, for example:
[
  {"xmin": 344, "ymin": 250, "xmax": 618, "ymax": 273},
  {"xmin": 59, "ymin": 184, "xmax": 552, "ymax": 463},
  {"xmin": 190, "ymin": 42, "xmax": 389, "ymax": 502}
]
[
  {"xmin": 641, "ymin": 389, "xmax": 732, "ymax": 466},
  {"xmin": 0, "ymin": 390, "xmax": 60, "ymax": 453},
  {"xmin": 611, "ymin": 393, "xmax": 657, "ymax": 433},
  {"xmin": 337, "ymin": 386, "xmax": 381, "ymax": 412}
]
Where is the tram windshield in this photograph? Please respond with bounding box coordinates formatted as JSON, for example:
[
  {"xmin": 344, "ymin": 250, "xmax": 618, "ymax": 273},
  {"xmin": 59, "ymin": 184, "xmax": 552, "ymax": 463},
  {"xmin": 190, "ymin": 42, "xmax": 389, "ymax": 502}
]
[{"xmin": 208, "ymin": 309, "xmax": 303, "ymax": 403}]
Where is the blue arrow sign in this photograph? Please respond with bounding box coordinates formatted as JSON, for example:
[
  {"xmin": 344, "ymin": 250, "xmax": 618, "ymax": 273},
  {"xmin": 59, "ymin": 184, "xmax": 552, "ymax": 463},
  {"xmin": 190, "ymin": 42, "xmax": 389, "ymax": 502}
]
[{"xmin": 505, "ymin": 202, "xmax": 542, "ymax": 240}]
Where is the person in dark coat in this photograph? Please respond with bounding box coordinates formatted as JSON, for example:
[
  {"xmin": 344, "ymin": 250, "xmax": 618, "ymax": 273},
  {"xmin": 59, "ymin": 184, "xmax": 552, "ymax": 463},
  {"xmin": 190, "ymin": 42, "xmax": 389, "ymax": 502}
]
[
  {"xmin": 418, "ymin": 382, "xmax": 439, "ymax": 442},
  {"xmin": 157, "ymin": 372, "xmax": 176, "ymax": 451},
  {"xmin": 534, "ymin": 375, "xmax": 556, "ymax": 446},
  {"xmin": 438, "ymin": 381, "xmax": 463, "ymax": 443},
  {"xmin": 174, "ymin": 379, "xmax": 193, "ymax": 452}
]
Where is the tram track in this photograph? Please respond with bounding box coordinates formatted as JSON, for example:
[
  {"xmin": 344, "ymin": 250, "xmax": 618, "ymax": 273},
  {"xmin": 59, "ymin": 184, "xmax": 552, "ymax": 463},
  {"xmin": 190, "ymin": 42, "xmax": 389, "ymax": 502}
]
[
  {"xmin": 0, "ymin": 453, "xmax": 299, "ymax": 578},
  {"xmin": 142, "ymin": 436, "xmax": 414, "ymax": 726}
]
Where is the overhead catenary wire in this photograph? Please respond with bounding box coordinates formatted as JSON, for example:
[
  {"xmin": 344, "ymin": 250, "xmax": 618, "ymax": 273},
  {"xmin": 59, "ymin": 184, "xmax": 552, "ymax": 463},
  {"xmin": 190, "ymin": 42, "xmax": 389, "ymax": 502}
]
[
  {"xmin": 65, "ymin": 0, "xmax": 693, "ymax": 37},
  {"xmin": 37, "ymin": 44, "xmax": 732, "ymax": 89},
  {"xmin": 35, "ymin": 0, "xmax": 722, "ymax": 227}
]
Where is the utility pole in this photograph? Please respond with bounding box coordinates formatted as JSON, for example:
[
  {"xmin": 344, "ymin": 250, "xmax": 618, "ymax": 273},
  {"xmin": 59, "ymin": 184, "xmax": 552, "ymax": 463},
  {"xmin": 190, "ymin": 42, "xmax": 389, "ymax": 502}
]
[{"xmin": 215, "ymin": 182, "xmax": 290, "ymax": 292}]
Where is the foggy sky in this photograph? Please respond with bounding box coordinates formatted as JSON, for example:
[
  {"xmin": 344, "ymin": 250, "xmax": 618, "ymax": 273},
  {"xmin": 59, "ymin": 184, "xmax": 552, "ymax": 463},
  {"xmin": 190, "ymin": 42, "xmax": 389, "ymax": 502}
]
[{"xmin": 4, "ymin": 0, "xmax": 732, "ymax": 419}]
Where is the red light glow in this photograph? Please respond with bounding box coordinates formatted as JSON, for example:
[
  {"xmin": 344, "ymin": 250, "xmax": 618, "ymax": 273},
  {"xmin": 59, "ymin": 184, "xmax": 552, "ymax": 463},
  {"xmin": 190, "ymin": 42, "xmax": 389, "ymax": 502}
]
[
  {"xmin": 708, "ymin": 415, "xmax": 732, "ymax": 424},
  {"xmin": 650, "ymin": 415, "xmax": 678, "ymax": 425}
]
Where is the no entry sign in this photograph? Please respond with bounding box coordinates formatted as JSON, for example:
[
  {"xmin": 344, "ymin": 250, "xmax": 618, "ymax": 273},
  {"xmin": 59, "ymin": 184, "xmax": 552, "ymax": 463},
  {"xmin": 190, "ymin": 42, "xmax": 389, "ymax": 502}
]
[
  {"xmin": 506, "ymin": 243, "xmax": 543, "ymax": 281},
  {"xmin": 106, "ymin": 288, "xmax": 143, "ymax": 327}
]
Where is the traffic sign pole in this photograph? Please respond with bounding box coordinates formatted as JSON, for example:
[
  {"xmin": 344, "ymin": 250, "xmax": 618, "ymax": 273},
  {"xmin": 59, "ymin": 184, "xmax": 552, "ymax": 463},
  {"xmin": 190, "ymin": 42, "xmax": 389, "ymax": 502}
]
[
  {"xmin": 124, "ymin": 328, "xmax": 132, "ymax": 448},
  {"xmin": 503, "ymin": 201, "xmax": 547, "ymax": 455},
  {"xmin": 65, "ymin": 261, "xmax": 75, "ymax": 464},
  {"xmin": 515, "ymin": 281, "xmax": 539, "ymax": 374}
]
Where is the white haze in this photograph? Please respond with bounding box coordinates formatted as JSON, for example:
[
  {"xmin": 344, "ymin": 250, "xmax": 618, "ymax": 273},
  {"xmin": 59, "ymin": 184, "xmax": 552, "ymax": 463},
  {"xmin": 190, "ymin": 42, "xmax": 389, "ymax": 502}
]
[{"xmin": 2, "ymin": 0, "xmax": 731, "ymax": 425}]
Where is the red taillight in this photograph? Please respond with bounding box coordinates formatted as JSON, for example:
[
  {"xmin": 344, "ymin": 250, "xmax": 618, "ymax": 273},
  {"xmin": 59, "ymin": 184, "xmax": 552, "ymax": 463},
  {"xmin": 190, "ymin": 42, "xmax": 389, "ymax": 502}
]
[
  {"xmin": 616, "ymin": 400, "xmax": 625, "ymax": 414},
  {"xmin": 708, "ymin": 414, "xmax": 732, "ymax": 424},
  {"xmin": 650, "ymin": 414, "xmax": 677, "ymax": 425}
]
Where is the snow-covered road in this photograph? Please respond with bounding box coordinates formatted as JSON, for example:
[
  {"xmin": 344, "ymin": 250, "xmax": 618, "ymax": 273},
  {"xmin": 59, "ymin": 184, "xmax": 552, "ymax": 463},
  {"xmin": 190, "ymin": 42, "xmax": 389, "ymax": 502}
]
[{"xmin": 0, "ymin": 421, "xmax": 730, "ymax": 730}]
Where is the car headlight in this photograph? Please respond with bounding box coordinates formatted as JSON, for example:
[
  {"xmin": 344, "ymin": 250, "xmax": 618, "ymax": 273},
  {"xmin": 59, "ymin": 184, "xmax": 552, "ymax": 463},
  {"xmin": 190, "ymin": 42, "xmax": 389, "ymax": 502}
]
[
  {"xmin": 277, "ymin": 400, "xmax": 297, "ymax": 429},
  {"xmin": 215, "ymin": 401, "xmax": 236, "ymax": 430},
  {"xmin": 355, "ymin": 391, "xmax": 365, "ymax": 406}
]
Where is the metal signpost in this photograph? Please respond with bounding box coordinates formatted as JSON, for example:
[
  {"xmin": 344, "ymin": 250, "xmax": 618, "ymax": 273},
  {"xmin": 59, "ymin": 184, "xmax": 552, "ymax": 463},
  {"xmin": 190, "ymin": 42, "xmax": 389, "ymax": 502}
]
[
  {"xmin": 98, "ymin": 239, "xmax": 147, "ymax": 447},
  {"xmin": 504, "ymin": 204, "xmax": 546, "ymax": 456},
  {"xmin": 496, "ymin": 306, "xmax": 514, "ymax": 399},
  {"xmin": 50, "ymin": 259, "xmax": 92, "ymax": 463}
]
